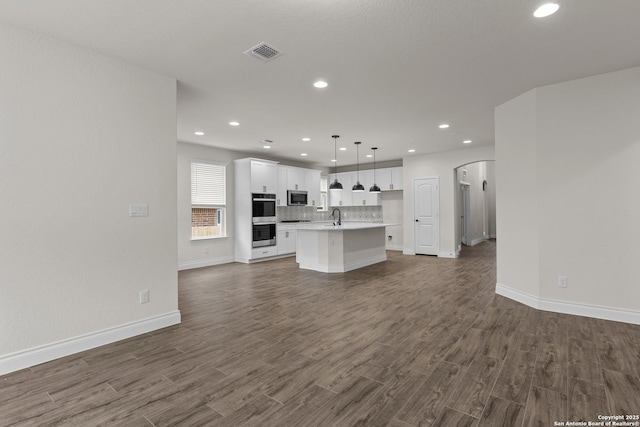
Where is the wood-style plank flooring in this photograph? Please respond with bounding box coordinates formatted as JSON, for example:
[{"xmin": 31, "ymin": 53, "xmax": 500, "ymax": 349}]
[{"xmin": 2, "ymin": 240, "xmax": 640, "ymax": 426}]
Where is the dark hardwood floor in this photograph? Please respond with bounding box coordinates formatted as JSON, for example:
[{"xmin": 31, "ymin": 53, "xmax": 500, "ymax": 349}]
[{"xmin": 2, "ymin": 240, "xmax": 639, "ymax": 426}]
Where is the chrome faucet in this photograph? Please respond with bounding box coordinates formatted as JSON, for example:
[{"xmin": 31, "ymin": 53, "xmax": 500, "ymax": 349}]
[{"xmin": 330, "ymin": 208, "xmax": 341, "ymax": 226}]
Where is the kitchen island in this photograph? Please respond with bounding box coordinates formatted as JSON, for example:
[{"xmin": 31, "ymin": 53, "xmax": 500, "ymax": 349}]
[{"xmin": 291, "ymin": 222, "xmax": 397, "ymax": 273}]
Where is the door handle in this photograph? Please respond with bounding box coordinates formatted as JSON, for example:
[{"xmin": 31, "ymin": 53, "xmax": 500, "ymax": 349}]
[{"xmin": 415, "ymin": 219, "xmax": 419, "ymax": 222}]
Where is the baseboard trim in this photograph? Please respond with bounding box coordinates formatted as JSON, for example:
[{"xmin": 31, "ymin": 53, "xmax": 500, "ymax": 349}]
[
  {"xmin": 299, "ymin": 254, "xmax": 387, "ymax": 273},
  {"xmin": 438, "ymin": 251, "xmax": 457, "ymax": 258},
  {"xmin": 403, "ymin": 250, "xmax": 416, "ymax": 255},
  {"xmin": 178, "ymin": 256, "xmax": 234, "ymax": 271},
  {"xmin": 0, "ymin": 311, "xmax": 181, "ymax": 376},
  {"xmin": 470, "ymin": 237, "xmax": 487, "ymax": 247},
  {"xmin": 343, "ymin": 254, "xmax": 387, "ymax": 272},
  {"xmin": 495, "ymin": 284, "xmax": 640, "ymax": 325},
  {"xmin": 385, "ymin": 244, "xmax": 403, "ymax": 251}
]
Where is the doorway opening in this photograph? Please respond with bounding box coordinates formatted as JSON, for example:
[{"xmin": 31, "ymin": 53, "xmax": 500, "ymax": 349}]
[{"xmin": 454, "ymin": 161, "xmax": 496, "ymax": 256}]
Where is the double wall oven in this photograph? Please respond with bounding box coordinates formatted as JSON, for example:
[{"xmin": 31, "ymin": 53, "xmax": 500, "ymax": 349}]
[{"xmin": 252, "ymin": 193, "xmax": 276, "ymax": 248}]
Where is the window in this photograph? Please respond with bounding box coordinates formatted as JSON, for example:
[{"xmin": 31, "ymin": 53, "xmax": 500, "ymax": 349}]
[{"xmin": 191, "ymin": 160, "xmax": 226, "ymax": 239}]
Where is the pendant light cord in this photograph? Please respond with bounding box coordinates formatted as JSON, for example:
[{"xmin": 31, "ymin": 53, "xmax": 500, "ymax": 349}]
[
  {"xmin": 356, "ymin": 142, "xmax": 360, "ymax": 182},
  {"xmin": 373, "ymin": 149, "xmax": 376, "ymax": 182},
  {"xmin": 334, "ymin": 136, "xmax": 338, "ymax": 180}
]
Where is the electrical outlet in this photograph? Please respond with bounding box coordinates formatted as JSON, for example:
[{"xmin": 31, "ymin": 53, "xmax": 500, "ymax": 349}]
[
  {"xmin": 140, "ymin": 290, "xmax": 149, "ymax": 304},
  {"xmin": 204, "ymin": 246, "xmax": 209, "ymax": 254},
  {"xmin": 557, "ymin": 276, "xmax": 567, "ymax": 288}
]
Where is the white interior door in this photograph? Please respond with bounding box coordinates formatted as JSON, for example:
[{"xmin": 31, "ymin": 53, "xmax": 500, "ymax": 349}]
[{"xmin": 414, "ymin": 178, "xmax": 439, "ymax": 255}]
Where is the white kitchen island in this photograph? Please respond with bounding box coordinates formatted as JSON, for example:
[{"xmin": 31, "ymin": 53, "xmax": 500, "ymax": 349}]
[{"xmin": 293, "ymin": 222, "xmax": 397, "ymax": 273}]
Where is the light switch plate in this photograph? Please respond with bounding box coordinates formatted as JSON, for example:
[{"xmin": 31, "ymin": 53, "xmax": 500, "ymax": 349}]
[{"xmin": 129, "ymin": 204, "xmax": 148, "ymax": 217}]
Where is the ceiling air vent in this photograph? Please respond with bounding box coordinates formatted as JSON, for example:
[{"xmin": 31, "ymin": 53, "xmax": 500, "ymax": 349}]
[{"xmin": 243, "ymin": 42, "xmax": 283, "ymax": 63}]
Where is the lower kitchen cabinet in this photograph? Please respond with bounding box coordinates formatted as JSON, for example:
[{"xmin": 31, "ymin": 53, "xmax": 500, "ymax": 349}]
[
  {"xmin": 252, "ymin": 246, "xmax": 278, "ymax": 259},
  {"xmin": 277, "ymin": 229, "xmax": 297, "ymax": 255}
]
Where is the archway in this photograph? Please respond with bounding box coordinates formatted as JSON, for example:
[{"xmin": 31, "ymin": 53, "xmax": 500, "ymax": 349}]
[{"xmin": 453, "ymin": 160, "xmax": 496, "ymax": 256}]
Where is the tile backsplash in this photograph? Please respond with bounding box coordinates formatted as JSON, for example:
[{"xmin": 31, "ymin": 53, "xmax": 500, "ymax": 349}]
[{"xmin": 277, "ymin": 205, "xmax": 383, "ymax": 222}]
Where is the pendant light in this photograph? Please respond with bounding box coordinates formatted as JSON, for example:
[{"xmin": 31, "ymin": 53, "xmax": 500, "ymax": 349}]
[
  {"xmin": 352, "ymin": 141, "xmax": 365, "ymax": 192},
  {"xmin": 329, "ymin": 135, "xmax": 343, "ymax": 190},
  {"xmin": 369, "ymin": 147, "xmax": 381, "ymax": 193}
]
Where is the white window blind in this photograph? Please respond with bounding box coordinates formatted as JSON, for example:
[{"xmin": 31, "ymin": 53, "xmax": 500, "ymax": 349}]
[{"xmin": 191, "ymin": 161, "xmax": 226, "ymax": 205}]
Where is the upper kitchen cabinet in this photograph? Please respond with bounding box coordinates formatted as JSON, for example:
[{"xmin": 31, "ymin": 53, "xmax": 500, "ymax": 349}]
[
  {"xmin": 286, "ymin": 167, "xmax": 307, "ymax": 191},
  {"xmin": 351, "ymin": 170, "xmax": 380, "ymax": 206},
  {"xmin": 277, "ymin": 165, "xmax": 322, "ymax": 207},
  {"xmin": 277, "ymin": 166, "xmax": 287, "ymax": 206},
  {"xmin": 390, "ymin": 167, "xmax": 403, "ymax": 190},
  {"xmin": 250, "ymin": 159, "xmax": 278, "ymax": 194},
  {"xmin": 329, "ymin": 172, "xmax": 352, "ymax": 207},
  {"xmin": 376, "ymin": 167, "xmax": 403, "ymax": 191},
  {"xmin": 306, "ymin": 169, "xmax": 321, "ymax": 207}
]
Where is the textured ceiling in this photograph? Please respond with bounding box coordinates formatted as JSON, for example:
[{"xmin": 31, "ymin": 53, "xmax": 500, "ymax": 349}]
[{"xmin": 1, "ymin": 0, "xmax": 639, "ymax": 167}]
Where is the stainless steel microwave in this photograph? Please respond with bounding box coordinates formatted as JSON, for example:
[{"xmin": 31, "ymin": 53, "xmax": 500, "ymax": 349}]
[{"xmin": 287, "ymin": 190, "xmax": 308, "ymax": 206}]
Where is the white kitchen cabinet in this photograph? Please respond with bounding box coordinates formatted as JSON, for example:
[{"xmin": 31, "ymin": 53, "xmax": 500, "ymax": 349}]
[
  {"xmin": 252, "ymin": 246, "xmax": 278, "ymax": 259},
  {"xmin": 250, "ymin": 160, "xmax": 278, "ymax": 194},
  {"xmin": 306, "ymin": 169, "xmax": 321, "ymax": 207},
  {"xmin": 234, "ymin": 158, "xmax": 280, "ymax": 263},
  {"xmin": 277, "ymin": 229, "xmax": 297, "ymax": 255},
  {"xmin": 376, "ymin": 168, "xmax": 392, "ymax": 191},
  {"xmin": 277, "ymin": 165, "xmax": 321, "ymax": 206},
  {"xmin": 374, "ymin": 167, "xmax": 403, "ymax": 191},
  {"xmin": 277, "ymin": 166, "xmax": 287, "ymax": 206},
  {"xmin": 330, "ymin": 171, "xmax": 380, "ymax": 206},
  {"xmin": 353, "ymin": 170, "xmax": 380, "ymax": 206},
  {"xmin": 286, "ymin": 167, "xmax": 307, "ymax": 191},
  {"xmin": 390, "ymin": 167, "xmax": 403, "ymax": 190},
  {"xmin": 329, "ymin": 172, "xmax": 352, "ymax": 207}
]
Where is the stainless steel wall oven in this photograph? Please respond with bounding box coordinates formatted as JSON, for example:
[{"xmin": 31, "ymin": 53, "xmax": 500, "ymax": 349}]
[
  {"xmin": 251, "ymin": 193, "xmax": 276, "ymax": 247},
  {"xmin": 252, "ymin": 193, "xmax": 276, "ymax": 223},
  {"xmin": 252, "ymin": 222, "xmax": 276, "ymax": 247}
]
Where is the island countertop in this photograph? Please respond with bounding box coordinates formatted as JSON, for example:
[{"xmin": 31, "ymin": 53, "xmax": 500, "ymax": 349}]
[
  {"xmin": 280, "ymin": 221, "xmax": 398, "ymax": 231},
  {"xmin": 291, "ymin": 222, "xmax": 398, "ymax": 273}
]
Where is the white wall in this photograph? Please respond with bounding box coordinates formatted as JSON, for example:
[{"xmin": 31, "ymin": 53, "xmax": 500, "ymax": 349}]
[
  {"xmin": 0, "ymin": 24, "xmax": 179, "ymax": 371},
  {"xmin": 402, "ymin": 146, "xmax": 495, "ymax": 257},
  {"xmin": 496, "ymin": 66, "xmax": 640, "ymax": 322},
  {"xmin": 486, "ymin": 162, "xmax": 497, "ymax": 238},
  {"xmin": 177, "ymin": 142, "xmax": 247, "ymax": 269},
  {"xmin": 495, "ymin": 89, "xmax": 540, "ymax": 297}
]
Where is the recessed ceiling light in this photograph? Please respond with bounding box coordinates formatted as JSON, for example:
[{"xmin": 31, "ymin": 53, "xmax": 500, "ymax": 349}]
[
  {"xmin": 438, "ymin": 124, "xmax": 450, "ymax": 129},
  {"xmin": 229, "ymin": 121, "xmax": 240, "ymax": 126},
  {"xmin": 194, "ymin": 131, "xmax": 204, "ymax": 136},
  {"xmin": 463, "ymin": 140, "xmax": 472, "ymax": 144},
  {"xmin": 408, "ymin": 149, "xmax": 416, "ymax": 153},
  {"xmin": 301, "ymin": 153, "xmax": 308, "ymax": 157},
  {"xmin": 534, "ymin": 3, "xmax": 560, "ymax": 18},
  {"xmin": 302, "ymin": 137, "xmax": 311, "ymax": 141},
  {"xmin": 339, "ymin": 147, "xmax": 347, "ymax": 151},
  {"xmin": 313, "ymin": 80, "xmax": 328, "ymax": 88}
]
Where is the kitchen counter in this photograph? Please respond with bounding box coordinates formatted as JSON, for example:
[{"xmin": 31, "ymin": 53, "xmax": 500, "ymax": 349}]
[
  {"xmin": 287, "ymin": 222, "xmax": 398, "ymax": 273},
  {"xmin": 285, "ymin": 221, "xmax": 394, "ymax": 230}
]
